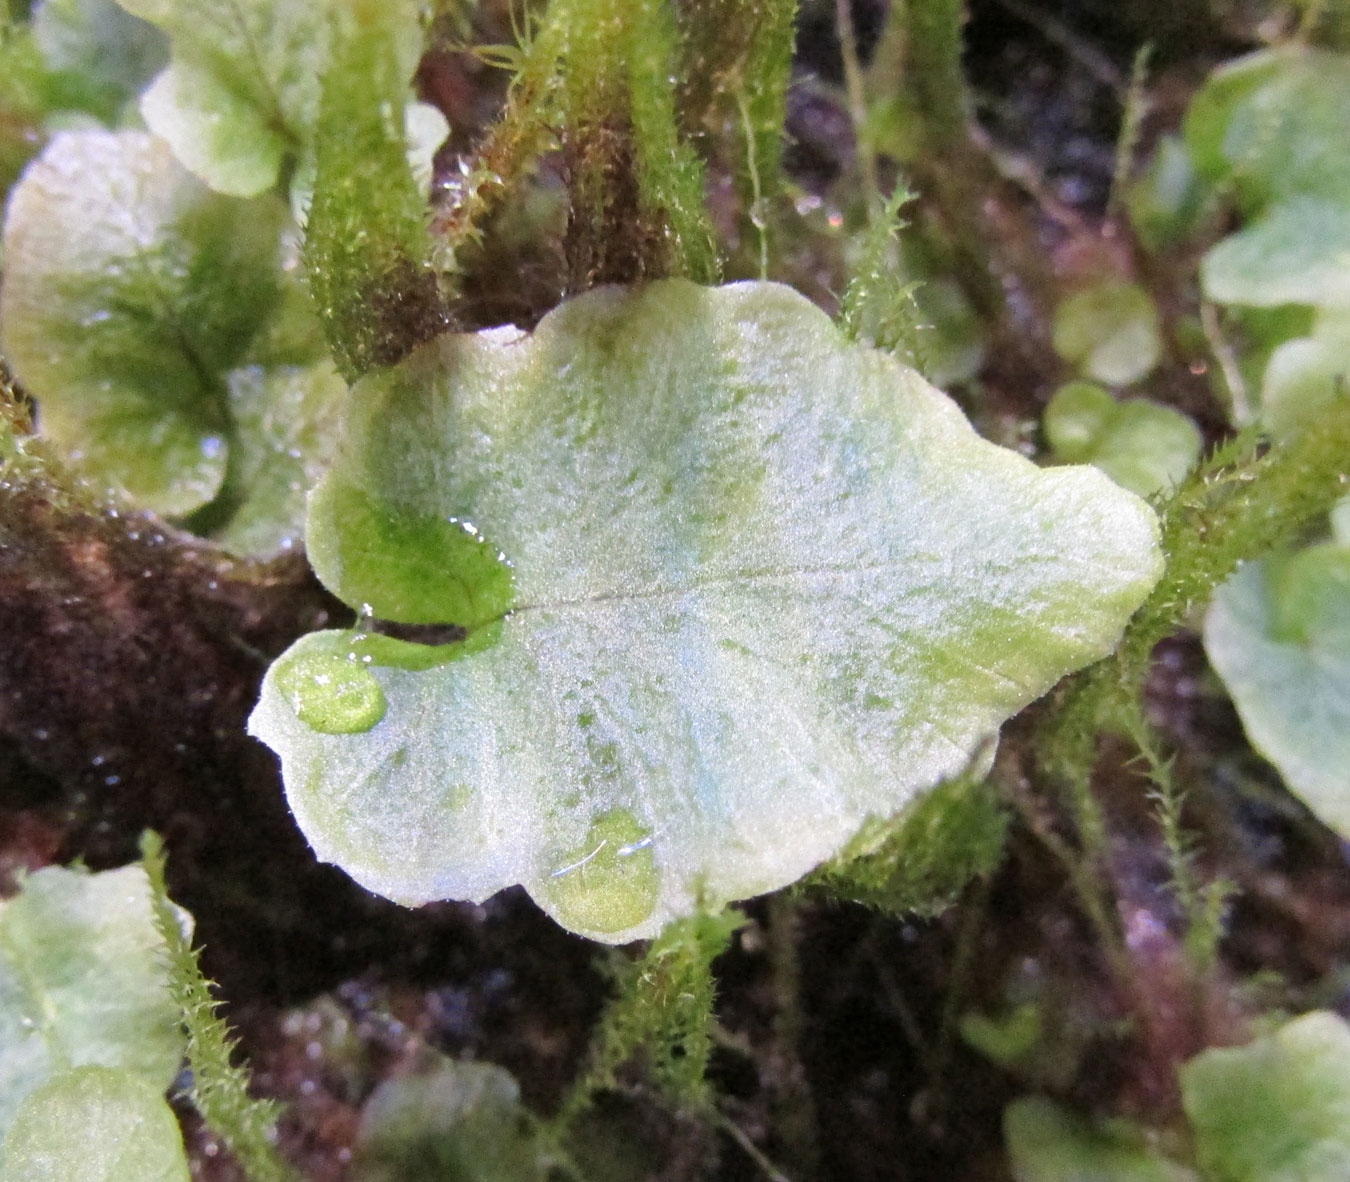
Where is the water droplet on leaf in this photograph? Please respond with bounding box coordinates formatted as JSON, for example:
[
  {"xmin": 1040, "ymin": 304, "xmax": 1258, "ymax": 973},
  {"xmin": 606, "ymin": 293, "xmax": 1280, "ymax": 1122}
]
[
  {"xmin": 544, "ymin": 808, "xmax": 658, "ymax": 935},
  {"xmin": 274, "ymin": 651, "xmax": 387, "ymax": 734}
]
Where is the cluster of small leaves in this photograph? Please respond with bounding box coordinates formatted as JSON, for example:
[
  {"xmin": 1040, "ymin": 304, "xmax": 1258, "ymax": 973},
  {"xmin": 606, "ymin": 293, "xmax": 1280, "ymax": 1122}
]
[
  {"xmin": 139, "ymin": 833, "xmax": 297, "ymax": 1182},
  {"xmin": 1008, "ymin": 1010, "xmax": 1350, "ymax": 1181},
  {"xmin": 560, "ymin": 910, "xmax": 744, "ymax": 1123},
  {"xmin": 1042, "ymin": 381, "xmax": 1200, "ymax": 499}
]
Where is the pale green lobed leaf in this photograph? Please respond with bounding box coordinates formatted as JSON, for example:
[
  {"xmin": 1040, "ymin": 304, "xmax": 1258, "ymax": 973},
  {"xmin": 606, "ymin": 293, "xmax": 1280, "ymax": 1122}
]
[
  {"xmin": 1, "ymin": 1066, "xmax": 189, "ymax": 1182},
  {"xmin": 351, "ymin": 1058, "xmax": 551, "ymax": 1182},
  {"xmin": 1181, "ymin": 1011, "xmax": 1350, "ymax": 1182},
  {"xmin": 1051, "ymin": 281, "xmax": 1161, "ymax": 387},
  {"xmin": 250, "ymin": 280, "xmax": 1162, "ymax": 943},
  {"xmin": 114, "ymin": 0, "xmax": 424, "ymax": 198},
  {"xmin": 1260, "ymin": 327, "xmax": 1350, "ymax": 441},
  {"xmin": 0, "ymin": 866, "xmax": 186, "ymax": 1143},
  {"xmin": 137, "ymin": 59, "xmax": 289, "ymax": 198},
  {"xmin": 114, "ymin": 0, "xmax": 334, "ymax": 196},
  {"xmin": 1184, "ymin": 48, "xmax": 1350, "ymax": 211},
  {"xmin": 1204, "ymin": 547, "xmax": 1350, "ymax": 836},
  {"xmin": 1202, "ymin": 196, "xmax": 1350, "ymax": 309},
  {"xmin": 0, "ymin": 129, "xmax": 284, "ymax": 515}
]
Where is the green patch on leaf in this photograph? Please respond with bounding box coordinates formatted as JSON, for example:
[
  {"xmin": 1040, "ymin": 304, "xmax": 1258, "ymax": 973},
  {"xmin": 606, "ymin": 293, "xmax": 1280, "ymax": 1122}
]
[
  {"xmin": 251, "ymin": 280, "xmax": 1161, "ymax": 943},
  {"xmin": 1, "ymin": 1066, "xmax": 190, "ymax": 1182},
  {"xmin": 1181, "ymin": 1011, "xmax": 1350, "ymax": 1182},
  {"xmin": 0, "ymin": 865, "xmax": 185, "ymax": 1145},
  {"xmin": 1052, "ymin": 281, "xmax": 1161, "ymax": 387},
  {"xmin": 1044, "ymin": 381, "xmax": 1201, "ymax": 499},
  {"xmin": 1204, "ymin": 544, "xmax": 1350, "ymax": 836}
]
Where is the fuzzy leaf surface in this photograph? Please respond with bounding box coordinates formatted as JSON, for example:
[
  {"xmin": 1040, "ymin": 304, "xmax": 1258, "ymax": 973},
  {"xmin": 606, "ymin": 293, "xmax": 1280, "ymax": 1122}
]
[
  {"xmin": 0, "ymin": 130, "xmax": 283, "ymax": 515},
  {"xmin": 1, "ymin": 1066, "xmax": 189, "ymax": 1182},
  {"xmin": 0, "ymin": 866, "xmax": 185, "ymax": 1143},
  {"xmin": 1184, "ymin": 48, "xmax": 1350, "ymax": 210},
  {"xmin": 250, "ymin": 280, "xmax": 1162, "ymax": 943}
]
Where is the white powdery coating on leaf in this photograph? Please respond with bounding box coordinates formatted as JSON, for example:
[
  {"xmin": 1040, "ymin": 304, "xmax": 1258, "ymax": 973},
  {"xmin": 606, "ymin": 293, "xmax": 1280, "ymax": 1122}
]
[{"xmin": 250, "ymin": 280, "xmax": 1163, "ymax": 942}]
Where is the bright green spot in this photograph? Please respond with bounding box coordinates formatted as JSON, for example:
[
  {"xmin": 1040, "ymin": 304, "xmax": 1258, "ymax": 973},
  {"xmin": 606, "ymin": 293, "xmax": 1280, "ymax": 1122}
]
[
  {"xmin": 544, "ymin": 809, "xmax": 658, "ymax": 936},
  {"xmin": 1181, "ymin": 1011, "xmax": 1350, "ymax": 1182},
  {"xmin": 960, "ymin": 1003, "xmax": 1042, "ymax": 1067},
  {"xmin": 1005, "ymin": 1097, "xmax": 1197, "ymax": 1182},
  {"xmin": 1, "ymin": 1066, "xmax": 189, "ymax": 1182},
  {"xmin": 351, "ymin": 1058, "xmax": 550, "ymax": 1182},
  {"xmin": 273, "ymin": 650, "xmax": 387, "ymax": 735},
  {"xmin": 251, "ymin": 280, "xmax": 1161, "ymax": 943},
  {"xmin": 1205, "ymin": 549, "xmax": 1350, "ymax": 835},
  {"xmin": 1052, "ymin": 281, "xmax": 1161, "ymax": 386},
  {"xmin": 0, "ymin": 866, "xmax": 186, "ymax": 1146},
  {"xmin": 0, "ymin": 129, "xmax": 283, "ymax": 516},
  {"xmin": 1044, "ymin": 381, "xmax": 1201, "ymax": 498},
  {"xmin": 308, "ymin": 483, "xmax": 516, "ymax": 628}
]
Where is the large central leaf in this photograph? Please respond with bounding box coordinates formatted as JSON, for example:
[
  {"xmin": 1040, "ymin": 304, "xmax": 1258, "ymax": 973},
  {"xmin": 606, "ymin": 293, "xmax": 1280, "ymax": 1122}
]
[{"xmin": 250, "ymin": 280, "xmax": 1162, "ymax": 943}]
